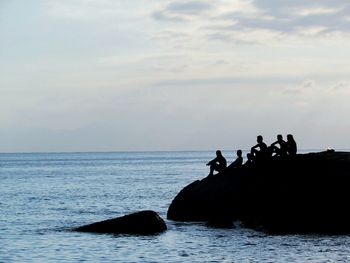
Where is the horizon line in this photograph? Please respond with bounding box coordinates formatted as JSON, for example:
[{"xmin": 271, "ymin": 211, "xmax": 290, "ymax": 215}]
[{"xmin": 0, "ymin": 148, "xmax": 341, "ymax": 155}]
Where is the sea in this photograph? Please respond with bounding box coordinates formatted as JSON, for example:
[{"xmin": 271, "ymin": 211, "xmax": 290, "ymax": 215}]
[{"xmin": 1, "ymin": 151, "xmax": 350, "ymax": 262}]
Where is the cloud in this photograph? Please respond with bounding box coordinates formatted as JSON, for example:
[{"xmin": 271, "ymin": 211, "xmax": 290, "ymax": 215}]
[
  {"xmin": 152, "ymin": 0, "xmax": 213, "ymax": 22},
  {"xmin": 220, "ymin": 0, "xmax": 350, "ymax": 35},
  {"xmin": 252, "ymin": 0, "xmax": 347, "ymax": 15},
  {"xmin": 332, "ymin": 81, "xmax": 350, "ymax": 93},
  {"xmin": 152, "ymin": 0, "xmax": 350, "ymax": 45},
  {"xmin": 152, "ymin": 11, "xmax": 187, "ymax": 22},
  {"xmin": 283, "ymin": 79, "xmax": 316, "ymax": 95},
  {"xmin": 167, "ymin": 1, "xmax": 212, "ymax": 14}
]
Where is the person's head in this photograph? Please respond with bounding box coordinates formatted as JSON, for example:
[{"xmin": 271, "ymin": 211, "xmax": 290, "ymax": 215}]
[
  {"xmin": 216, "ymin": 150, "xmax": 222, "ymax": 157},
  {"xmin": 247, "ymin": 153, "xmax": 252, "ymax": 160},
  {"xmin": 237, "ymin": 150, "xmax": 242, "ymax": 157},
  {"xmin": 257, "ymin": 135, "xmax": 263, "ymax": 143},
  {"xmin": 287, "ymin": 134, "xmax": 294, "ymax": 142},
  {"xmin": 277, "ymin": 134, "xmax": 283, "ymax": 142}
]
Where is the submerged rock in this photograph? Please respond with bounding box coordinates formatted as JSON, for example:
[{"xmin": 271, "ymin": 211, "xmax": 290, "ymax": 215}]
[
  {"xmin": 75, "ymin": 210, "xmax": 167, "ymax": 235},
  {"xmin": 167, "ymin": 151, "xmax": 350, "ymax": 234}
]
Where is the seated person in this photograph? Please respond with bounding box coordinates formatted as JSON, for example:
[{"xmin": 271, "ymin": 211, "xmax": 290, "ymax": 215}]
[
  {"xmin": 227, "ymin": 150, "xmax": 243, "ymax": 169},
  {"xmin": 207, "ymin": 150, "xmax": 227, "ymax": 176},
  {"xmin": 251, "ymin": 135, "xmax": 268, "ymax": 160},
  {"xmin": 244, "ymin": 153, "xmax": 254, "ymax": 167},
  {"xmin": 286, "ymin": 134, "xmax": 297, "ymax": 156},
  {"xmin": 269, "ymin": 134, "xmax": 287, "ymax": 157}
]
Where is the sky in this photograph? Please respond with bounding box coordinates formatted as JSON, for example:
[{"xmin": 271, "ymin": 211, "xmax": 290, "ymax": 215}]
[{"xmin": 1, "ymin": 0, "xmax": 350, "ymax": 152}]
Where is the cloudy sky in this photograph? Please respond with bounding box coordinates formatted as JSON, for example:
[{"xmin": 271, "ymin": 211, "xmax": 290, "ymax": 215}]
[{"xmin": 1, "ymin": 0, "xmax": 350, "ymax": 152}]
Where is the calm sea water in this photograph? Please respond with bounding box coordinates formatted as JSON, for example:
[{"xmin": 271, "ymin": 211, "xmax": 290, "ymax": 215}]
[{"xmin": 1, "ymin": 151, "xmax": 350, "ymax": 262}]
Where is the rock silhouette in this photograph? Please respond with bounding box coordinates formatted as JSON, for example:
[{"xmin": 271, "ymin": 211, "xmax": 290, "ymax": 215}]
[
  {"xmin": 167, "ymin": 151, "xmax": 350, "ymax": 234},
  {"xmin": 75, "ymin": 210, "xmax": 167, "ymax": 235}
]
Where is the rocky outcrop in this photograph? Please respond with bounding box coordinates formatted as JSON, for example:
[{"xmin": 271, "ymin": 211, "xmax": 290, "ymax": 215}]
[
  {"xmin": 167, "ymin": 151, "xmax": 350, "ymax": 234},
  {"xmin": 75, "ymin": 210, "xmax": 167, "ymax": 235}
]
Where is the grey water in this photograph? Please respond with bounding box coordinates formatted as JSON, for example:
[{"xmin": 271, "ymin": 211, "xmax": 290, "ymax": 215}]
[{"xmin": 1, "ymin": 151, "xmax": 350, "ymax": 262}]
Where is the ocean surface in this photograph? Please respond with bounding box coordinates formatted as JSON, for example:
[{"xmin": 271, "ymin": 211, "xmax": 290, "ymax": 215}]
[{"xmin": 1, "ymin": 151, "xmax": 350, "ymax": 262}]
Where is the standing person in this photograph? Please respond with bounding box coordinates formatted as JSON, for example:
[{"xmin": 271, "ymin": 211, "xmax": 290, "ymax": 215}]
[
  {"xmin": 286, "ymin": 134, "xmax": 297, "ymax": 156},
  {"xmin": 227, "ymin": 150, "xmax": 243, "ymax": 169},
  {"xmin": 207, "ymin": 150, "xmax": 227, "ymax": 176},
  {"xmin": 251, "ymin": 135, "xmax": 268, "ymax": 160}
]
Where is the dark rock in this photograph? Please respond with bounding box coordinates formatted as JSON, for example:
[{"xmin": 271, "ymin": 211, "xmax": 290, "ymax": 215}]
[
  {"xmin": 75, "ymin": 210, "xmax": 167, "ymax": 235},
  {"xmin": 167, "ymin": 151, "xmax": 350, "ymax": 234}
]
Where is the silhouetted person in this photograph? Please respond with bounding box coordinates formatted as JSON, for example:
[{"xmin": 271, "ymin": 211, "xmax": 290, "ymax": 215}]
[
  {"xmin": 286, "ymin": 134, "xmax": 297, "ymax": 156},
  {"xmin": 207, "ymin": 150, "xmax": 227, "ymax": 176},
  {"xmin": 269, "ymin": 134, "xmax": 287, "ymax": 157},
  {"xmin": 251, "ymin": 135, "xmax": 267, "ymax": 161},
  {"xmin": 244, "ymin": 153, "xmax": 254, "ymax": 167},
  {"xmin": 227, "ymin": 150, "xmax": 243, "ymax": 169}
]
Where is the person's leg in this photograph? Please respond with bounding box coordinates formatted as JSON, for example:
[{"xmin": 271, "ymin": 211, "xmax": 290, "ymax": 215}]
[
  {"xmin": 209, "ymin": 163, "xmax": 219, "ymax": 175},
  {"xmin": 267, "ymin": 145, "xmax": 277, "ymax": 157},
  {"xmin": 252, "ymin": 149, "xmax": 258, "ymax": 157},
  {"xmin": 274, "ymin": 146, "xmax": 281, "ymax": 157},
  {"xmin": 209, "ymin": 164, "xmax": 215, "ymax": 175},
  {"xmin": 216, "ymin": 166, "xmax": 225, "ymax": 174}
]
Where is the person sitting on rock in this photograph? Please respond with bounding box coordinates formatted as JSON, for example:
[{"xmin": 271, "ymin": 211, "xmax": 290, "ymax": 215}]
[
  {"xmin": 286, "ymin": 134, "xmax": 297, "ymax": 156},
  {"xmin": 269, "ymin": 134, "xmax": 287, "ymax": 157},
  {"xmin": 251, "ymin": 135, "xmax": 268, "ymax": 161},
  {"xmin": 227, "ymin": 150, "xmax": 243, "ymax": 170},
  {"xmin": 207, "ymin": 150, "xmax": 227, "ymax": 176},
  {"xmin": 244, "ymin": 153, "xmax": 254, "ymax": 167}
]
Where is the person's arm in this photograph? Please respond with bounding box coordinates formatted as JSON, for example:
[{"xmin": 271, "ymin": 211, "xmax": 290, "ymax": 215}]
[
  {"xmin": 292, "ymin": 142, "xmax": 297, "ymax": 155},
  {"xmin": 229, "ymin": 157, "xmax": 241, "ymax": 168},
  {"xmin": 243, "ymin": 159, "xmax": 251, "ymax": 166},
  {"xmin": 270, "ymin": 140, "xmax": 278, "ymax": 147},
  {"xmin": 230, "ymin": 159, "xmax": 238, "ymax": 167},
  {"xmin": 207, "ymin": 157, "xmax": 217, "ymax": 166},
  {"xmin": 251, "ymin": 144, "xmax": 259, "ymax": 151}
]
